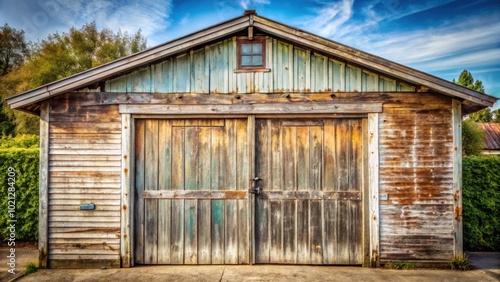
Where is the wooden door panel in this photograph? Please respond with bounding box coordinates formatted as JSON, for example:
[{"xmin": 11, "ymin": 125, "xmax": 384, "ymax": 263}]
[
  {"xmin": 255, "ymin": 118, "xmax": 364, "ymax": 265},
  {"xmin": 135, "ymin": 118, "xmax": 250, "ymax": 265}
]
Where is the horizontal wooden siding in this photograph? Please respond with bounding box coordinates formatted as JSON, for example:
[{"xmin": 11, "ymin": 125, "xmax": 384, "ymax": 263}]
[{"xmin": 48, "ymin": 93, "xmax": 121, "ymax": 268}]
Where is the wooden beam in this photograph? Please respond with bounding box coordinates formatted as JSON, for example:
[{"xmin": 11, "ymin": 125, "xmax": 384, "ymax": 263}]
[
  {"xmin": 119, "ymin": 102, "xmax": 382, "ymax": 115},
  {"xmin": 38, "ymin": 101, "xmax": 49, "ymax": 269},
  {"xmin": 452, "ymin": 99, "xmax": 463, "ymax": 256},
  {"xmin": 120, "ymin": 113, "xmax": 133, "ymax": 267},
  {"xmin": 368, "ymin": 113, "xmax": 380, "ymax": 267},
  {"xmin": 142, "ymin": 190, "xmax": 249, "ymax": 199},
  {"xmin": 80, "ymin": 92, "xmax": 387, "ymax": 106}
]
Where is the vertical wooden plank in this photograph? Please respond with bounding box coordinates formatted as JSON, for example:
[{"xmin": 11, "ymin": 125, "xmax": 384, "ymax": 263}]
[
  {"xmin": 309, "ymin": 126, "xmax": 323, "ymax": 191},
  {"xmin": 296, "ymin": 127, "xmax": 310, "ymax": 191},
  {"xmin": 309, "ymin": 199, "xmax": 323, "ymax": 264},
  {"xmin": 269, "ymin": 199, "xmax": 283, "ymax": 263},
  {"xmin": 224, "ymin": 119, "xmax": 239, "ymax": 264},
  {"xmin": 144, "ymin": 120, "xmax": 159, "ymax": 264},
  {"xmin": 236, "ymin": 119, "xmax": 249, "ymax": 264},
  {"xmin": 324, "ymin": 120, "xmax": 336, "ymax": 191},
  {"xmin": 171, "ymin": 126, "xmax": 185, "ymax": 264},
  {"xmin": 346, "ymin": 65, "xmax": 361, "ymax": 92},
  {"xmin": 362, "ymin": 118, "xmax": 370, "ymax": 267},
  {"xmin": 296, "ymin": 198, "xmax": 310, "ymax": 264},
  {"xmin": 174, "ymin": 53, "xmax": 191, "ymax": 93},
  {"xmin": 282, "ymin": 126, "xmax": 297, "ymax": 191},
  {"xmin": 184, "ymin": 126, "xmax": 199, "ymax": 264},
  {"xmin": 274, "ymin": 39, "xmax": 282, "ymax": 91},
  {"xmin": 255, "ymin": 119, "xmax": 270, "ymax": 263},
  {"xmin": 108, "ymin": 75, "xmax": 128, "ymax": 92},
  {"xmin": 211, "ymin": 125, "xmax": 224, "ymax": 264},
  {"xmin": 368, "ymin": 113, "xmax": 380, "ymax": 267},
  {"xmin": 121, "ymin": 113, "xmax": 133, "ymax": 267},
  {"xmin": 198, "ymin": 126, "xmax": 212, "ymax": 264},
  {"xmin": 349, "ymin": 119, "xmax": 363, "ymax": 264},
  {"xmin": 127, "ymin": 67, "xmax": 151, "ymax": 92},
  {"xmin": 39, "ymin": 101, "xmax": 49, "ymax": 269},
  {"xmin": 228, "ymin": 38, "xmax": 237, "ymax": 93},
  {"xmin": 247, "ymin": 116, "xmax": 256, "ymax": 264},
  {"xmin": 192, "ymin": 48, "xmax": 208, "ymax": 93},
  {"xmin": 452, "ymin": 100, "xmax": 463, "ymax": 256},
  {"xmin": 329, "ymin": 59, "xmax": 345, "ymax": 92},
  {"xmin": 134, "ymin": 120, "xmax": 145, "ymax": 264},
  {"xmin": 158, "ymin": 120, "xmax": 172, "ymax": 264}
]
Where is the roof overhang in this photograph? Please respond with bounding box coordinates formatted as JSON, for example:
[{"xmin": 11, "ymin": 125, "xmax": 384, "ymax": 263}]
[{"xmin": 6, "ymin": 10, "xmax": 498, "ymax": 114}]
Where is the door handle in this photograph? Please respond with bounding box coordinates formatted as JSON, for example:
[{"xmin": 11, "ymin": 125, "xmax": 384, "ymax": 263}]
[{"xmin": 249, "ymin": 177, "xmax": 262, "ymax": 195}]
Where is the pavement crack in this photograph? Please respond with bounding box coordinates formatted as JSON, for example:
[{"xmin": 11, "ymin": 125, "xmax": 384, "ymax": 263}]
[{"xmin": 218, "ymin": 265, "xmax": 226, "ymax": 282}]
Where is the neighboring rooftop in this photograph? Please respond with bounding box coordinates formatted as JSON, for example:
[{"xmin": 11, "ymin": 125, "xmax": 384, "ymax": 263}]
[{"xmin": 478, "ymin": 123, "xmax": 500, "ymax": 150}]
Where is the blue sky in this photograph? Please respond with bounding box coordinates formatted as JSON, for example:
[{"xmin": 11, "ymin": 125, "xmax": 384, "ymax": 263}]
[{"xmin": 1, "ymin": 0, "xmax": 499, "ymax": 108}]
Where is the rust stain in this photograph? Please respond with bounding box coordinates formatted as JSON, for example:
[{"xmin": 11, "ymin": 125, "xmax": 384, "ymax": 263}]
[
  {"xmin": 124, "ymin": 168, "xmax": 128, "ymax": 174},
  {"xmin": 454, "ymin": 207, "xmax": 462, "ymax": 221},
  {"xmin": 123, "ymin": 205, "xmax": 127, "ymax": 210}
]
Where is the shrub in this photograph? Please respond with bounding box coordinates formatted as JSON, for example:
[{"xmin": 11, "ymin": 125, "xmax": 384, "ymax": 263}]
[
  {"xmin": 24, "ymin": 262, "xmax": 38, "ymax": 275},
  {"xmin": 450, "ymin": 254, "xmax": 473, "ymax": 270},
  {"xmin": 463, "ymin": 155, "xmax": 500, "ymax": 251},
  {"xmin": 0, "ymin": 148, "xmax": 39, "ymax": 241}
]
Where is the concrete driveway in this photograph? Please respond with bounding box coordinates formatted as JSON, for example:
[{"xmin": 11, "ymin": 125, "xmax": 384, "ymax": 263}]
[{"xmin": 3, "ymin": 248, "xmax": 499, "ymax": 282}]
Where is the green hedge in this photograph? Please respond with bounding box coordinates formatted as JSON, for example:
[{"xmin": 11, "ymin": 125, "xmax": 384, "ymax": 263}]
[
  {"xmin": 463, "ymin": 155, "xmax": 500, "ymax": 251},
  {"xmin": 0, "ymin": 148, "xmax": 39, "ymax": 241}
]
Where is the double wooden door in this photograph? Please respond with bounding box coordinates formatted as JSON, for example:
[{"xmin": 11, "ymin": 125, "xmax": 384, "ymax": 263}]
[{"xmin": 134, "ymin": 117, "xmax": 365, "ymax": 265}]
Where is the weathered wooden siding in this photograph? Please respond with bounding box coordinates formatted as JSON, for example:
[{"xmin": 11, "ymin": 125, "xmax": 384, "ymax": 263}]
[
  {"xmin": 378, "ymin": 94, "xmax": 455, "ymax": 261},
  {"xmin": 105, "ymin": 37, "xmax": 416, "ymax": 94},
  {"xmin": 48, "ymin": 93, "xmax": 121, "ymax": 268}
]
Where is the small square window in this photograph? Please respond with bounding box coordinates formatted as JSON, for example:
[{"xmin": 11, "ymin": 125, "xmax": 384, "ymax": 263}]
[{"xmin": 237, "ymin": 37, "xmax": 266, "ymax": 70}]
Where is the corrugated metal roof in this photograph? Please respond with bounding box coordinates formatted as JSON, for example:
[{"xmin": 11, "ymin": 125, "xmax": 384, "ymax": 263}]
[{"xmin": 479, "ymin": 123, "xmax": 500, "ymax": 150}]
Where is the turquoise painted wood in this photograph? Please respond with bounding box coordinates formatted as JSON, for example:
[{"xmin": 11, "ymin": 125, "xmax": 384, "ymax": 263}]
[{"xmin": 106, "ymin": 37, "xmax": 416, "ymax": 94}]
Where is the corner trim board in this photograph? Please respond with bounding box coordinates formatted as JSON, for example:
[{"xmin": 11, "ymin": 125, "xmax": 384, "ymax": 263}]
[
  {"xmin": 368, "ymin": 113, "xmax": 380, "ymax": 267},
  {"xmin": 452, "ymin": 100, "xmax": 463, "ymax": 256},
  {"xmin": 120, "ymin": 113, "xmax": 134, "ymax": 267},
  {"xmin": 38, "ymin": 101, "xmax": 49, "ymax": 269}
]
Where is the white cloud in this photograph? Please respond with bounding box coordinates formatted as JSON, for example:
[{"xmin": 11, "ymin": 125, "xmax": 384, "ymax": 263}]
[
  {"xmin": 240, "ymin": 0, "xmax": 270, "ymax": 10},
  {"xmin": 52, "ymin": 0, "xmax": 172, "ymax": 43}
]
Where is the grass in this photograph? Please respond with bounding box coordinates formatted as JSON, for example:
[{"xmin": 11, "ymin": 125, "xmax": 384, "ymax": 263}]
[
  {"xmin": 24, "ymin": 262, "xmax": 38, "ymax": 275},
  {"xmin": 386, "ymin": 261, "xmax": 415, "ymax": 270},
  {"xmin": 451, "ymin": 254, "xmax": 473, "ymax": 270}
]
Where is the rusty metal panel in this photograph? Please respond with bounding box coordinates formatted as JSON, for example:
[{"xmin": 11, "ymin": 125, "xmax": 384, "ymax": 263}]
[{"xmin": 378, "ymin": 94, "xmax": 455, "ymax": 262}]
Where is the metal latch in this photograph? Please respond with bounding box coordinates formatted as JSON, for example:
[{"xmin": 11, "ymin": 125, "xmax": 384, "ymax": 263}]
[{"xmin": 249, "ymin": 177, "xmax": 262, "ymax": 195}]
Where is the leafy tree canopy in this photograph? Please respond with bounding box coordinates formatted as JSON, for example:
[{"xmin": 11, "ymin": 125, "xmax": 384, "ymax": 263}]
[
  {"xmin": 0, "ymin": 24, "xmax": 29, "ymax": 76},
  {"xmin": 462, "ymin": 120, "xmax": 485, "ymax": 156},
  {"xmin": 0, "ymin": 21, "xmax": 147, "ymax": 135}
]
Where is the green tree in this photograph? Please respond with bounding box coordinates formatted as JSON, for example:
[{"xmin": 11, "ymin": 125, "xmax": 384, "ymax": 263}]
[
  {"xmin": 0, "ymin": 24, "xmax": 29, "ymax": 76},
  {"xmin": 0, "ymin": 24, "xmax": 30, "ymax": 137},
  {"xmin": 454, "ymin": 70, "xmax": 492, "ymax": 122},
  {"xmin": 492, "ymin": 109, "xmax": 500, "ymax": 123},
  {"xmin": 1, "ymin": 22, "xmax": 147, "ymax": 135},
  {"xmin": 462, "ymin": 120, "xmax": 485, "ymax": 156},
  {"xmin": 469, "ymin": 108, "xmax": 492, "ymax": 123}
]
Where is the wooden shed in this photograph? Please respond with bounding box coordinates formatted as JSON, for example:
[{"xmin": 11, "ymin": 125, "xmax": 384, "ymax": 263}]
[{"xmin": 6, "ymin": 11, "xmax": 498, "ymax": 269}]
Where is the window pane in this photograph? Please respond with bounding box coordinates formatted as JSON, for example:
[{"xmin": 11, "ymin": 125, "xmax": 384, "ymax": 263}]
[
  {"xmin": 252, "ymin": 55, "xmax": 263, "ymax": 66},
  {"xmin": 242, "ymin": 55, "xmax": 252, "ymax": 66},
  {"xmin": 242, "ymin": 44, "xmax": 252, "ymax": 55},
  {"xmin": 252, "ymin": 43, "xmax": 262, "ymax": 54}
]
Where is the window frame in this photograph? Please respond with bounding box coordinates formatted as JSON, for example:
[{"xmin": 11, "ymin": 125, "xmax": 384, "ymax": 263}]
[{"xmin": 236, "ymin": 37, "xmax": 268, "ymax": 72}]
